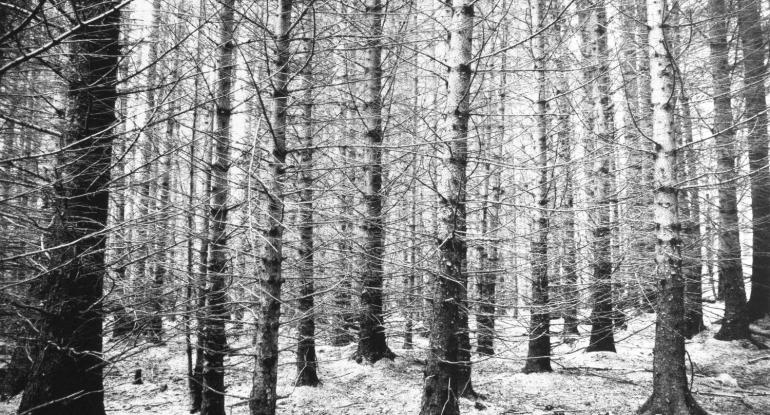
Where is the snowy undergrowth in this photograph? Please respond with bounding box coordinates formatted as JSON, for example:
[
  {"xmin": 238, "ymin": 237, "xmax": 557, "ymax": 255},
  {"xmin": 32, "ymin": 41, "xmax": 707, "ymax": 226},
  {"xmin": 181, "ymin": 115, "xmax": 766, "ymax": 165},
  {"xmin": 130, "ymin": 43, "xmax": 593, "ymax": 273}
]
[{"xmin": 2, "ymin": 307, "xmax": 768, "ymax": 415}]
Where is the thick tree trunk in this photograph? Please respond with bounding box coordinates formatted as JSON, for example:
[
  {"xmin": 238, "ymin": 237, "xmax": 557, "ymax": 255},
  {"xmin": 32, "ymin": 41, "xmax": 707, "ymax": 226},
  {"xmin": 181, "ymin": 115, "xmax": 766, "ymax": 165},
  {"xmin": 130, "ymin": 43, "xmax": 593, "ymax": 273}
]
[
  {"xmin": 638, "ymin": 1, "xmax": 706, "ymax": 412},
  {"xmin": 420, "ymin": 2, "xmax": 474, "ymax": 414},
  {"xmin": 250, "ymin": 1, "xmax": 291, "ymax": 414},
  {"xmin": 737, "ymin": 0, "xmax": 770, "ymax": 321},
  {"xmin": 585, "ymin": 0, "xmax": 616, "ymax": 353},
  {"xmin": 295, "ymin": 31, "xmax": 320, "ymax": 387},
  {"xmin": 523, "ymin": 0, "xmax": 552, "ymax": 374},
  {"xmin": 200, "ymin": 1, "xmax": 235, "ymax": 414},
  {"xmin": 356, "ymin": 0, "xmax": 394, "ymax": 364},
  {"xmin": 16, "ymin": 2, "xmax": 120, "ymax": 414},
  {"xmin": 709, "ymin": 0, "xmax": 750, "ymax": 341}
]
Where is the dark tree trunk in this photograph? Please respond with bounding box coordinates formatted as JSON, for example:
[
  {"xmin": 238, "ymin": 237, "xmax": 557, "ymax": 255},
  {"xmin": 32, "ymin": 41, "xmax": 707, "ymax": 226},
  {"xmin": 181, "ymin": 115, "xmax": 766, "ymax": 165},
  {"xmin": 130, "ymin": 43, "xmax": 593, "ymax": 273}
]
[
  {"xmin": 295, "ymin": 30, "xmax": 320, "ymax": 387},
  {"xmin": 16, "ymin": 2, "xmax": 120, "ymax": 414},
  {"xmin": 250, "ymin": 1, "xmax": 291, "ymax": 414},
  {"xmin": 639, "ymin": 0, "xmax": 706, "ymax": 412},
  {"xmin": 709, "ymin": 0, "xmax": 750, "ymax": 341},
  {"xmin": 584, "ymin": 0, "xmax": 616, "ymax": 353},
  {"xmin": 737, "ymin": 0, "xmax": 770, "ymax": 321},
  {"xmin": 200, "ymin": 1, "xmax": 235, "ymax": 414},
  {"xmin": 356, "ymin": 0, "xmax": 394, "ymax": 364}
]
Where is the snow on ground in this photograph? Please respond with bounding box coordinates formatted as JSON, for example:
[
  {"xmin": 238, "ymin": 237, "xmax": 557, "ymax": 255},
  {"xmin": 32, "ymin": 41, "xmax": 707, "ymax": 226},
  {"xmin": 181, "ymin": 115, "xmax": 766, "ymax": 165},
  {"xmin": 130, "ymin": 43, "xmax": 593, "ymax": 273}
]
[{"xmin": 2, "ymin": 307, "xmax": 769, "ymax": 414}]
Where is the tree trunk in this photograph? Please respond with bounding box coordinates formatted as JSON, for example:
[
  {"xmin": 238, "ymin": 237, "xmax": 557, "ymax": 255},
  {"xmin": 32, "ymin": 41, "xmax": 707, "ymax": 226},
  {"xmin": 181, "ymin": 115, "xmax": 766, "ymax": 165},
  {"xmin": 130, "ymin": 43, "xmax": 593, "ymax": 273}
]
[
  {"xmin": 585, "ymin": 0, "xmax": 616, "ymax": 353},
  {"xmin": 295, "ymin": 29, "xmax": 320, "ymax": 387},
  {"xmin": 476, "ymin": 127, "xmax": 495, "ymax": 357},
  {"xmin": 250, "ymin": 1, "xmax": 291, "ymax": 414},
  {"xmin": 680, "ymin": 88, "xmax": 705, "ymax": 338},
  {"xmin": 200, "ymin": 1, "xmax": 235, "ymax": 414},
  {"xmin": 737, "ymin": 0, "xmax": 770, "ymax": 321},
  {"xmin": 420, "ymin": 2, "xmax": 474, "ymax": 414},
  {"xmin": 17, "ymin": 2, "xmax": 119, "ymax": 414},
  {"xmin": 523, "ymin": 0, "xmax": 552, "ymax": 374},
  {"xmin": 710, "ymin": 0, "xmax": 750, "ymax": 340},
  {"xmin": 356, "ymin": 0, "xmax": 394, "ymax": 364},
  {"xmin": 638, "ymin": 0, "xmax": 706, "ymax": 412}
]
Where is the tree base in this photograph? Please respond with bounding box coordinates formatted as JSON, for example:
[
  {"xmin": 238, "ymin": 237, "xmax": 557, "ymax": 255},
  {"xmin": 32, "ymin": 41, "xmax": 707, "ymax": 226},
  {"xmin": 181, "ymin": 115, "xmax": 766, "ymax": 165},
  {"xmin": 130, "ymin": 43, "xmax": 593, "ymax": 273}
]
[
  {"xmin": 522, "ymin": 358, "xmax": 552, "ymax": 374},
  {"xmin": 353, "ymin": 347, "xmax": 396, "ymax": 364},
  {"xmin": 638, "ymin": 389, "xmax": 708, "ymax": 415}
]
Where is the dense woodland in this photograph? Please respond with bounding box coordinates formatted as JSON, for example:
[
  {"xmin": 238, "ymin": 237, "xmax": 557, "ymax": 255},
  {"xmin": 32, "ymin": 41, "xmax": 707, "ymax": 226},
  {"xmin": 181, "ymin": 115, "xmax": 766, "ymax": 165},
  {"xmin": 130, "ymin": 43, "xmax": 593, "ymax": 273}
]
[{"xmin": 1, "ymin": 0, "xmax": 770, "ymax": 414}]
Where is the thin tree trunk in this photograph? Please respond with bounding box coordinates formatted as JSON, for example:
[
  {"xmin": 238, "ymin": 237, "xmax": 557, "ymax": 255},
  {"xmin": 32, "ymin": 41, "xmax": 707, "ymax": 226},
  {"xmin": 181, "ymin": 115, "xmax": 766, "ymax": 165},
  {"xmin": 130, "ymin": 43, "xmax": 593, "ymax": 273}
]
[
  {"xmin": 523, "ymin": 0, "xmax": 552, "ymax": 374},
  {"xmin": 295, "ymin": 27, "xmax": 320, "ymax": 387},
  {"xmin": 420, "ymin": 2, "xmax": 474, "ymax": 414},
  {"xmin": 476, "ymin": 96, "xmax": 494, "ymax": 355},
  {"xmin": 250, "ymin": 1, "xmax": 291, "ymax": 414},
  {"xmin": 680, "ymin": 88, "xmax": 705, "ymax": 338},
  {"xmin": 638, "ymin": 0, "xmax": 706, "ymax": 412},
  {"xmin": 710, "ymin": 0, "xmax": 749, "ymax": 340},
  {"xmin": 737, "ymin": 0, "xmax": 770, "ymax": 321},
  {"xmin": 17, "ymin": 2, "xmax": 119, "ymax": 414}
]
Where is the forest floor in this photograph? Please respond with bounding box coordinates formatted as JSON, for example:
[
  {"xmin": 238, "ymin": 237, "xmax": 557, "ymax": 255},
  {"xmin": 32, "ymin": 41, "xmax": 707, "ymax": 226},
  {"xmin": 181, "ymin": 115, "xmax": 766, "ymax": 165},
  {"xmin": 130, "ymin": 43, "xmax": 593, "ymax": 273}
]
[{"xmin": 2, "ymin": 304, "xmax": 770, "ymax": 415}]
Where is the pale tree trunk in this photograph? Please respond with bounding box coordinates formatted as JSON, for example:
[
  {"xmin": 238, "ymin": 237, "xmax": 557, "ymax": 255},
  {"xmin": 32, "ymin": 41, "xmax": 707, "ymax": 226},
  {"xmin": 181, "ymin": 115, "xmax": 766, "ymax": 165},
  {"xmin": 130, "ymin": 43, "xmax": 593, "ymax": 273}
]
[
  {"xmin": 16, "ymin": 2, "xmax": 119, "ymax": 414},
  {"xmin": 295, "ymin": 26, "xmax": 320, "ymax": 387},
  {"xmin": 420, "ymin": 2, "xmax": 475, "ymax": 413},
  {"xmin": 356, "ymin": 0, "xmax": 394, "ymax": 364},
  {"xmin": 632, "ymin": 0, "xmax": 657, "ymax": 312},
  {"xmin": 680, "ymin": 89, "xmax": 705, "ymax": 338},
  {"xmin": 476, "ymin": 94, "xmax": 495, "ymax": 356},
  {"xmin": 671, "ymin": 3, "xmax": 705, "ymax": 337},
  {"xmin": 201, "ymin": 1, "xmax": 235, "ymax": 414},
  {"xmin": 111, "ymin": 4, "xmax": 134, "ymax": 338},
  {"xmin": 737, "ymin": 0, "xmax": 770, "ymax": 320},
  {"xmin": 710, "ymin": 0, "xmax": 749, "ymax": 340},
  {"xmin": 250, "ymin": 1, "xmax": 291, "ymax": 414},
  {"xmin": 585, "ymin": 0, "xmax": 616, "ymax": 353},
  {"xmin": 136, "ymin": 0, "xmax": 162, "ymax": 339},
  {"xmin": 551, "ymin": 4, "xmax": 579, "ymax": 337},
  {"xmin": 404, "ymin": 80, "xmax": 419, "ymax": 349},
  {"xmin": 523, "ymin": 0, "xmax": 552, "ymax": 374},
  {"xmin": 638, "ymin": 0, "xmax": 706, "ymax": 412}
]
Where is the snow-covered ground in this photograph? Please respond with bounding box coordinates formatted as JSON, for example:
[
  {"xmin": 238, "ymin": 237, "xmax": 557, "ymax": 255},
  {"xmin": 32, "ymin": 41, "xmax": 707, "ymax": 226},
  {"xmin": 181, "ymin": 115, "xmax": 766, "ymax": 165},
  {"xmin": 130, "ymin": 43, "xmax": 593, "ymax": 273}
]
[{"xmin": 2, "ymin": 305, "xmax": 769, "ymax": 415}]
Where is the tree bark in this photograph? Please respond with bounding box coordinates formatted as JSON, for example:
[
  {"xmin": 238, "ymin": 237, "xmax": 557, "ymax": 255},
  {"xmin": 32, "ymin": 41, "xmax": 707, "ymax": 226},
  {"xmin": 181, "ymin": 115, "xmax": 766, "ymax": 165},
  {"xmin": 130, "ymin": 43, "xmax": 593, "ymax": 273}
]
[
  {"xmin": 523, "ymin": 0, "xmax": 552, "ymax": 374},
  {"xmin": 710, "ymin": 0, "xmax": 750, "ymax": 341},
  {"xmin": 295, "ymin": 27, "xmax": 320, "ymax": 387},
  {"xmin": 200, "ymin": 1, "xmax": 235, "ymax": 414},
  {"xmin": 356, "ymin": 0, "xmax": 394, "ymax": 364},
  {"xmin": 250, "ymin": 1, "xmax": 291, "ymax": 414},
  {"xmin": 17, "ymin": 1, "xmax": 120, "ymax": 414},
  {"xmin": 737, "ymin": 0, "xmax": 770, "ymax": 321},
  {"xmin": 638, "ymin": 0, "xmax": 707, "ymax": 412},
  {"xmin": 585, "ymin": 0, "xmax": 616, "ymax": 353},
  {"xmin": 419, "ymin": 2, "xmax": 474, "ymax": 414}
]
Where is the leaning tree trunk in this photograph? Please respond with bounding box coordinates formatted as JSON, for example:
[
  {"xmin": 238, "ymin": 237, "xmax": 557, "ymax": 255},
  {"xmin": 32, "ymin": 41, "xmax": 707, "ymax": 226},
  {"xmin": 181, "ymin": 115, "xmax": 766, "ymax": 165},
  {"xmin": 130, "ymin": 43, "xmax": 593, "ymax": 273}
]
[
  {"xmin": 250, "ymin": 1, "xmax": 291, "ymax": 414},
  {"xmin": 638, "ymin": 0, "xmax": 707, "ymax": 413},
  {"xmin": 710, "ymin": 0, "xmax": 749, "ymax": 340},
  {"xmin": 17, "ymin": 2, "xmax": 120, "ymax": 414},
  {"xmin": 356, "ymin": 0, "xmax": 394, "ymax": 364},
  {"xmin": 737, "ymin": 0, "xmax": 770, "ymax": 321},
  {"xmin": 419, "ymin": 2, "xmax": 474, "ymax": 414},
  {"xmin": 585, "ymin": 0, "xmax": 616, "ymax": 353},
  {"xmin": 523, "ymin": 0, "xmax": 552, "ymax": 374},
  {"xmin": 295, "ymin": 28, "xmax": 320, "ymax": 387}
]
